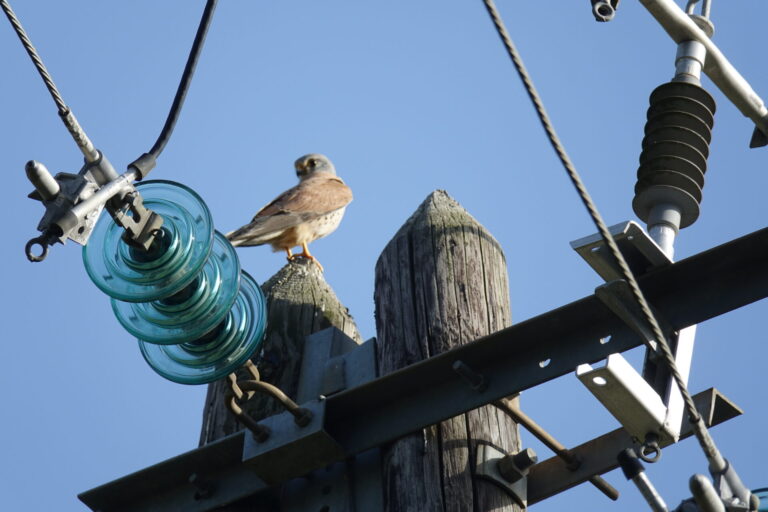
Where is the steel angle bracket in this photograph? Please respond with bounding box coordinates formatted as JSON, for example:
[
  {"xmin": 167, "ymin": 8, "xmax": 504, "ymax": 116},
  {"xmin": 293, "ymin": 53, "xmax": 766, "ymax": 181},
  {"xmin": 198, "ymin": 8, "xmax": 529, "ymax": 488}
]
[
  {"xmin": 526, "ymin": 388, "xmax": 742, "ymax": 505},
  {"xmin": 577, "ymin": 354, "xmax": 672, "ymax": 443},
  {"xmin": 572, "ymin": 221, "xmax": 690, "ymax": 442},
  {"xmin": 572, "ymin": 220, "xmax": 674, "ymax": 346},
  {"xmin": 595, "ymin": 279, "xmax": 668, "ymax": 349},
  {"xmin": 242, "ymin": 399, "xmax": 344, "ymax": 485},
  {"xmin": 78, "ymin": 431, "xmax": 268, "ymax": 512},
  {"xmin": 571, "ymin": 220, "xmax": 671, "ymax": 282},
  {"xmin": 296, "ymin": 328, "xmax": 378, "ymax": 403}
]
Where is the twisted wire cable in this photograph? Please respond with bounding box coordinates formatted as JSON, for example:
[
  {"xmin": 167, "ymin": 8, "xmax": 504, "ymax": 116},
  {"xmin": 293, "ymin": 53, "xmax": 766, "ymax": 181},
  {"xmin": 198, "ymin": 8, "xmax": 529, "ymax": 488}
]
[
  {"xmin": 1, "ymin": 0, "xmax": 66, "ymax": 112},
  {"xmin": 2, "ymin": 0, "xmax": 98, "ymax": 161},
  {"xmin": 481, "ymin": 0, "xmax": 724, "ymax": 469}
]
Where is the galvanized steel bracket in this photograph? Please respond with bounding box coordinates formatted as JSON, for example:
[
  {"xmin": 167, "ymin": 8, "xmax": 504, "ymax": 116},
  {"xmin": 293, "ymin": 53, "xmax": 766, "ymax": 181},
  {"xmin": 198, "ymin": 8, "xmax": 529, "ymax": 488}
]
[
  {"xmin": 475, "ymin": 445, "xmax": 531, "ymax": 508},
  {"xmin": 241, "ymin": 399, "xmax": 344, "ymax": 485}
]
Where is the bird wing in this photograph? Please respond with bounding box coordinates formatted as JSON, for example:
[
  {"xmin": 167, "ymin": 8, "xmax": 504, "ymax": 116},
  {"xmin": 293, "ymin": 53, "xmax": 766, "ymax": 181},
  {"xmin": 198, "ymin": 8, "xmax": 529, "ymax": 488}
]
[{"xmin": 226, "ymin": 173, "xmax": 352, "ymax": 247}]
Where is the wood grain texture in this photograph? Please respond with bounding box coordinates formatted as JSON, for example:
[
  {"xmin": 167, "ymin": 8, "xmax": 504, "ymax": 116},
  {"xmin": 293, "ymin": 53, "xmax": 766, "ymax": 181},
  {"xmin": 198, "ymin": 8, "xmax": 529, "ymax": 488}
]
[
  {"xmin": 374, "ymin": 190, "xmax": 521, "ymax": 512},
  {"xmin": 199, "ymin": 257, "xmax": 361, "ymax": 446}
]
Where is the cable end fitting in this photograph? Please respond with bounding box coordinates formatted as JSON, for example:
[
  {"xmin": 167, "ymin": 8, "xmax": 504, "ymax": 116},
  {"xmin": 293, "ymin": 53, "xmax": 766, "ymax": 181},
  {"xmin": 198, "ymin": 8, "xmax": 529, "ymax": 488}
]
[
  {"xmin": 128, "ymin": 153, "xmax": 157, "ymax": 180},
  {"xmin": 750, "ymin": 124, "xmax": 768, "ymax": 148},
  {"xmin": 591, "ymin": 0, "xmax": 620, "ymax": 22}
]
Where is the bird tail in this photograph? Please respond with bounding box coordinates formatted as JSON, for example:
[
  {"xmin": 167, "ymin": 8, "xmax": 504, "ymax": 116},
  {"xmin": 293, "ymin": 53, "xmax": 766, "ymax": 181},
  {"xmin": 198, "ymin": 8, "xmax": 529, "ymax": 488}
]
[
  {"xmin": 225, "ymin": 231, "xmax": 251, "ymax": 247},
  {"xmin": 225, "ymin": 216, "xmax": 288, "ymax": 247}
]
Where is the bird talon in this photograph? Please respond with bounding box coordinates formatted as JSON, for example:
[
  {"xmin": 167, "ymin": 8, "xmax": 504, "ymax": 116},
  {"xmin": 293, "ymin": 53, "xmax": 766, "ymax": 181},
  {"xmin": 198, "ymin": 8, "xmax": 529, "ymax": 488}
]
[{"xmin": 296, "ymin": 253, "xmax": 324, "ymax": 272}]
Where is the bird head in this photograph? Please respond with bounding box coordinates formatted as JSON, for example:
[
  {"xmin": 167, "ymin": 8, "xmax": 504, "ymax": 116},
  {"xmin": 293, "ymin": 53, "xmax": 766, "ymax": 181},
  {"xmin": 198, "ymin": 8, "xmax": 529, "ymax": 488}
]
[{"xmin": 295, "ymin": 153, "xmax": 335, "ymax": 180}]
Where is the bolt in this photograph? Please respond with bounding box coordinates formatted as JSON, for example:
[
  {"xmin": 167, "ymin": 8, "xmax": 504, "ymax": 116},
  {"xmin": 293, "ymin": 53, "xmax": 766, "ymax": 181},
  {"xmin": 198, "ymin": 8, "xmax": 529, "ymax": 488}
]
[
  {"xmin": 497, "ymin": 448, "xmax": 538, "ymax": 483},
  {"xmin": 452, "ymin": 360, "xmax": 488, "ymax": 392},
  {"xmin": 293, "ymin": 407, "xmax": 313, "ymax": 427},
  {"xmin": 188, "ymin": 473, "xmax": 215, "ymax": 500}
]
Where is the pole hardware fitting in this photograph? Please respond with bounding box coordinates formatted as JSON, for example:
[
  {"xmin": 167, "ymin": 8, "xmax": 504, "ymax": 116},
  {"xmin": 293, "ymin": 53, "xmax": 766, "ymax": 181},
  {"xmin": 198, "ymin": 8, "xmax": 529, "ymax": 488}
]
[
  {"xmin": 226, "ymin": 361, "xmax": 314, "ymax": 442},
  {"xmin": 618, "ymin": 448, "xmax": 670, "ymax": 512},
  {"xmin": 476, "ymin": 445, "xmax": 537, "ymax": 507},
  {"xmin": 681, "ymin": 458, "xmax": 756, "ymax": 512},
  {"xmin": 127, "ymin": 152, "xmax": 157, "ymax": 181},
  {"xmin": 595, "ymin": 278, "xmax": 675, "ymax": 352},
  {"xmin": 494, "ymin": 396, "xmax": 620, "ymax": 501},
  {"xmin": 640, "ymin": 433, "xmax": 662, "ymax": 463},
  {"xmin": 498, "ymin": 448, "xmax": 539, "ymax": 483},
  {"xmin": 24, "ymin": 152, "xmax": 163, "ymax": 261},
  {"xmin": 637, "ymin": 0, "xmax": 768, "ymax": 148},
  {"xmin": 187, "ymin": 473, "xmax": 215, "ymax": 501},
  {"xmin": 590, "ymin": 0, "xmax": 620, "ymax": 22},
  {"xmin": 577, "ymin": 354, "xmax": 679, "ymax": 447},
  {"xmin": 452, "ymin": 360, "xmax": 488, "ymax": 392},
  {"xmin": 112, "ymin": 191, "xmax": 164, "ymax": 252}
]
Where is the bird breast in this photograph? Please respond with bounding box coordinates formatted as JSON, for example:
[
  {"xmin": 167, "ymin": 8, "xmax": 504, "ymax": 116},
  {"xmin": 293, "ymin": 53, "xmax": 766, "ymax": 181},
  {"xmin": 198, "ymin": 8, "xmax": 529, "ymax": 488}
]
[
  {"xmin": 305, "ymin": 207, "xmax": 347, "ymax": 241},
  {"xmin": 269, "ymin": 207, "xmax": 347, "ymax": 251}
]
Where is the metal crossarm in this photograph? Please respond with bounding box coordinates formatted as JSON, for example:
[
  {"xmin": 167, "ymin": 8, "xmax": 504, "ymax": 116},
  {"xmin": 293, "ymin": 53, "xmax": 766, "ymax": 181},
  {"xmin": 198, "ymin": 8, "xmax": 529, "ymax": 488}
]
[{"xmin": 80, "ymin": 225, "xmax": 768, "ymax": 512}]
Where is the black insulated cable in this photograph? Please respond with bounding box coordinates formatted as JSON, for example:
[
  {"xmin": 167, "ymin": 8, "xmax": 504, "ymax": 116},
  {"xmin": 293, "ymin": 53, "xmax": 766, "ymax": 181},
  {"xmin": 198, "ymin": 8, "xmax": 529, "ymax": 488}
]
[{"xmin": 129, "ymin": 0, "xmax": 218, "ymax": 179}]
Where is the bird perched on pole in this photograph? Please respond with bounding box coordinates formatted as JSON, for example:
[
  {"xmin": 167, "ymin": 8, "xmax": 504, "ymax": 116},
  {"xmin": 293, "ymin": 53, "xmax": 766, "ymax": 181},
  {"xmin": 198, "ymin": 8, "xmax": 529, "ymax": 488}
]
[{"xmin": 225, "ymin": 154, "xmax": 352, "ymax": 272}]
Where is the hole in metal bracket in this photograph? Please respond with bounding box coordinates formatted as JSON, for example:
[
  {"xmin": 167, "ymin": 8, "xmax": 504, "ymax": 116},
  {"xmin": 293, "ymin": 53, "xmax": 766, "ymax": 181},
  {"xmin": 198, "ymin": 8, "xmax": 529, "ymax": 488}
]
[{"xmin": 539, "ymin": 358, "xmax": 551, "ymax": 368}]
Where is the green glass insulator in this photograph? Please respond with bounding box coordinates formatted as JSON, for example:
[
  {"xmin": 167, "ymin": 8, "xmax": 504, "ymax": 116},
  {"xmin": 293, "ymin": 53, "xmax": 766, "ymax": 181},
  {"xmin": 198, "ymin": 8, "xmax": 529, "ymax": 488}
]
[
  {"xmin": 111, "ymin": 231, "xmax": 240, "ymax": 345},
  {"xmin": 83, "ymin": 180, "xmax": 213, "ymax": 303},
  {"xmin": 139, "ymin": 270, "xmax": 267, "ymax": 384}
]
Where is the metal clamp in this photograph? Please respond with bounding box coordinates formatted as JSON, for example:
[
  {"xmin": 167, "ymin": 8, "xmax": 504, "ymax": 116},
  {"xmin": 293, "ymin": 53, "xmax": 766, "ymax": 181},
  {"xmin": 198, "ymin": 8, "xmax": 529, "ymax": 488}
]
[
  {"xmin": 476, "ymin": 446, "xmax": 537, "ymax": 507},
  {"xmin": 24, "ymin": 154, "xmax": 163, "ymax": 261}
]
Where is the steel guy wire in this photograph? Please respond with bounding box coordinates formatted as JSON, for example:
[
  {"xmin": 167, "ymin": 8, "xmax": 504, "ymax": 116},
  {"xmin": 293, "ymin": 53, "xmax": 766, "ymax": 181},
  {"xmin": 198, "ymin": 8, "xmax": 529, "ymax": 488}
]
[
  {"xmin": 480, "ymin": 0, "xmax": 725, "ymax": 470},
  {"xmin": 1, "ymin": 0, "xmax": 98, "ymax": 162},
  {"xmin": 0, "ymin": 0, "xmax": 65, "ymax": 112}
]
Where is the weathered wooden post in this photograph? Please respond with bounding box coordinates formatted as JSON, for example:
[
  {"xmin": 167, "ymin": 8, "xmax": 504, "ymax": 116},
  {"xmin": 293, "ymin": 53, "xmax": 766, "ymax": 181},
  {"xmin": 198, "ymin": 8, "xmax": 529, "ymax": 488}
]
[
  {"xmin": 374, "ymin": 190, "xmax": 522, "ymax": 511},
  {"xmin": 199, "ymin": 258, "xmax": 361, "ymax": 444}
]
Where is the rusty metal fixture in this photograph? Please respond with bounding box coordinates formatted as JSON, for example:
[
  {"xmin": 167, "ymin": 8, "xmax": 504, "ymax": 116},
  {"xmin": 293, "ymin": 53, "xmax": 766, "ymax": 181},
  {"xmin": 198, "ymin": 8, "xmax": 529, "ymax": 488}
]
[
  {"xmin": 498, "ymin": 448, "xmax": 539, "ymax": 483},
  {"xmin": 226, "ymin": 360, "xmax": 314, "ymax": 440},
  {"xmin": 495, "ymin": 396, "xmax": 620, "ymax": 501}
]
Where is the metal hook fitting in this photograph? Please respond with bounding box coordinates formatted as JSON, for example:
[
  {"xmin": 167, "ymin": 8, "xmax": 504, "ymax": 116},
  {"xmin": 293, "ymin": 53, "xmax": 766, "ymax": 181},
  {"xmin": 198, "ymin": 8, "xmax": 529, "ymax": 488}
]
[
  {"xmin": 225, "ymin": 361, "xmax": 314, "ymax": 441},
  {"xmin": 591, "ymin": 0, "xmax": 620, "ymax": 22},
  {"xmin": 686, "ymin": 0, "xmax": 712, "ymax": 18},
  {"xmin": 226, "ymin": 395, "xmax": 271, "ymax": 442},
  {"xmin": 639, "ymin": 433, "xmax": 662, "ymax": 463},
  {"xmin": 25, "ymin": 235, "xmax": 51, "ymax": 262},
  {"xmin": 237, "ymin": 379, "xmax": 314, "ymax": 427}
]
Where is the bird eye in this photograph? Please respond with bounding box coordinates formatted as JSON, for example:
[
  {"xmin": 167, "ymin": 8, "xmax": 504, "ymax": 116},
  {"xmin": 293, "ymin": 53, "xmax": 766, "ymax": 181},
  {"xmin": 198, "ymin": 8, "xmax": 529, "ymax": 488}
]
[{"xmin": 308, "ymin": 159, "xmax": 316, "ymax": 168}]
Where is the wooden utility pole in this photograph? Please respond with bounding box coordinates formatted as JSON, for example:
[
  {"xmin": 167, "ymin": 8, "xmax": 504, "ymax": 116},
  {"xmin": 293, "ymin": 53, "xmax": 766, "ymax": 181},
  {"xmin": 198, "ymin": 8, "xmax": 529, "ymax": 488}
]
[
  {"xmin": 374, "ymin": 190, "xmax": 522, "ymax": 512},
  {"xmin": 199, "ymin": 257, "xmax": 362, "ymax": 445}
]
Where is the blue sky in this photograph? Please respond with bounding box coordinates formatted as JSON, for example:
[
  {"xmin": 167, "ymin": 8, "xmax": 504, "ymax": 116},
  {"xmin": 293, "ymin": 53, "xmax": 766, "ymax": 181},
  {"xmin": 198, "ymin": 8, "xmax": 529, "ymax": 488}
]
[{"xmin": 2, "ymin": 1, "xmax": 767, "ymax": 510}]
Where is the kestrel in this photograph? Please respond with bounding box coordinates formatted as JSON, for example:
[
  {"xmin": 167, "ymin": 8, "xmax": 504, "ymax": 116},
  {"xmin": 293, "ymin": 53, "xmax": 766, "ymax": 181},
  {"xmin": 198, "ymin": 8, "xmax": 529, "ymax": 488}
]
[{"xmin": 225, "ymin": 154, "xmax": 352, "ymax": 271}]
